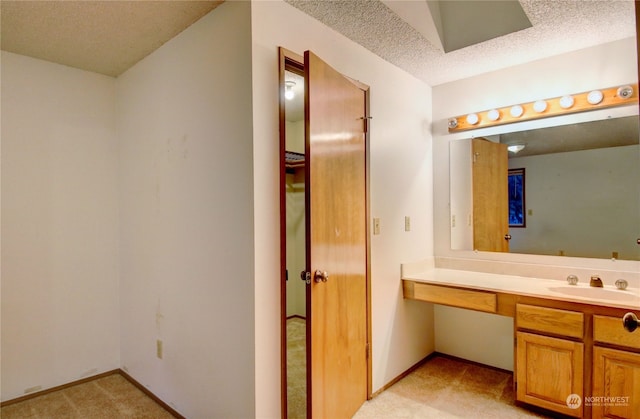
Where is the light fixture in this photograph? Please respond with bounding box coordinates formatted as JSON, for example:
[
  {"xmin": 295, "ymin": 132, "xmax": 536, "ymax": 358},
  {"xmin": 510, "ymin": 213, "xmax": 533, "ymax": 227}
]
[
  {"xmin": 507, "ymin": 144, "xmax": 525, "ymax": 153},
  {"xmin": 587, "ymin": 90, "xmax": 604, "ymax": 105},
  {"xmin": 510, "ymin": 105, "xmax": 524, "ymax": 118},
  {"xmin": 447, "ymin": 83, "xmax": 638, "ymax": 133},
  {"xmin": 617, "ymin": 85, "xmax": 634, "ymax": 99},
  {"xmin": 487, "ymin": 109, "xmax": 500, "ymax": 121},
  {"xmin": 533, "ymin": 100, "xmax": 547, "ymax": 113},
  {"xmin": 559, "ymin": 95, "xmax": 574, "ymax": 109},
  {"xmin": 285, "ymin": 80, "xmax": 296, "ymax": 100}
]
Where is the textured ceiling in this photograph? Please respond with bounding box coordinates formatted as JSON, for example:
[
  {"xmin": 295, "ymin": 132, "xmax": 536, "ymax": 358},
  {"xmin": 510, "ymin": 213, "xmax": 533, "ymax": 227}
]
[
  {"xmin": 0, "ymin": 1, "xmax": 635, "ymax": 85},
  {"xmin": 1, "ymin": 1, "xmax": 222, "ymax": 77},
  {"xmin": 286, "ymin": 0, "xmax": 636, "ymax": 86}
]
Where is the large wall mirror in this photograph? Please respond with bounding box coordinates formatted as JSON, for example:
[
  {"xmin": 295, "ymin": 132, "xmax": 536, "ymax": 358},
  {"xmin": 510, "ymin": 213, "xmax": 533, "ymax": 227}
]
[{"xmin": 450, "ymin": 107, "xmax": 640, "ymax": 261}]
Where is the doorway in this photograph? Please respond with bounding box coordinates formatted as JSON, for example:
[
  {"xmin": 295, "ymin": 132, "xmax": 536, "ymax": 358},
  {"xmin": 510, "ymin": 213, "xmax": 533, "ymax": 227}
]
[{"xmin": 279, "ymin": 48, "xmax": 371, "ymax": 419}]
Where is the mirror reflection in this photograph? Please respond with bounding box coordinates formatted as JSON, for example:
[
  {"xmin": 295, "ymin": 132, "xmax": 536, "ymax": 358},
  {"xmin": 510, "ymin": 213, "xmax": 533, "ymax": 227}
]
[
  {"xmin": 450, "ymin": 114, "xmax": 640, "ymax": 261},
  {"xmin": 284, "ymin": 69, "xmax": 307, "ymax": 418}
]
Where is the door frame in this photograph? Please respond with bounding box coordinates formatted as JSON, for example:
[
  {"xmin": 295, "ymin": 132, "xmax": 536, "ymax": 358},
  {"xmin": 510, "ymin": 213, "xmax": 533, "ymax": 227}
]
[{"xmin": 278, "ymin": 47, "xmax": 372, "ymax": 418}]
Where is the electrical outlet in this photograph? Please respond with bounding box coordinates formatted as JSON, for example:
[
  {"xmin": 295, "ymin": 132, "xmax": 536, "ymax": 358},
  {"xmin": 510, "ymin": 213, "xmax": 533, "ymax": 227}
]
[
  {"xmin": 157, "ymin": 340, "xmax": 163, "ymax": 359},
  {"xmin": 404, "ymin": 216, "xmax": 411, "ymax": 232}
]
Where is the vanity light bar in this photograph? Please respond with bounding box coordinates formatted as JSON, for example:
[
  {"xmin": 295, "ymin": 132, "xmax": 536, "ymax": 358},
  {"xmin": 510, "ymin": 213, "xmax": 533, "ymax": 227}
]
[{"xmin": 448, "ymin": 83, "xmax": 639, "ymax": 132}]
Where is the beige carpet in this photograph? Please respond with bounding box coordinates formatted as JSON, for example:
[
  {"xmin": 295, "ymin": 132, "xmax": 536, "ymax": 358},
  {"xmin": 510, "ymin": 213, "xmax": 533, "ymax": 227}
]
[
  {"xmin": 354, "ymin": 355, "xmax": 550, "ymax": 418},
  {"xmin": 2, "ymin": 348, "xmax": 549, "ymax": 418},
  {"xmin": 0, "ymin": 373, "xmax": 175, "ymax": 419},
  {"xmin": 287, "ymin": 317, "xmax": 307, "ymax": 419}
]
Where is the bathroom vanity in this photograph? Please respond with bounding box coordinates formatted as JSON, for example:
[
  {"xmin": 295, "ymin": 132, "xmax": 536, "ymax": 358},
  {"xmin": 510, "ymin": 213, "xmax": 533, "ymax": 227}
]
[{"xmin": 402, "ymin": 268, "xmax": 640, "ymax": 419}]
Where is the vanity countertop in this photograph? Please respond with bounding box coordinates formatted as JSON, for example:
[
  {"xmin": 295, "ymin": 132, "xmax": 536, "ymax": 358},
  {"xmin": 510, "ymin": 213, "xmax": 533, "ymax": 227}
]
[{"xmin": 402, "ymin": 268, "xmax": 640, "ymax": 311}]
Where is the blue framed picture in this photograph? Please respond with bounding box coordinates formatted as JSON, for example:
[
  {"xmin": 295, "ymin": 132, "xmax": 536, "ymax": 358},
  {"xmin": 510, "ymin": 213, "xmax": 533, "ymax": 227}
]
[{"xmin": 508, "ymin": 168, "xmax": 525, "ymax": 227}]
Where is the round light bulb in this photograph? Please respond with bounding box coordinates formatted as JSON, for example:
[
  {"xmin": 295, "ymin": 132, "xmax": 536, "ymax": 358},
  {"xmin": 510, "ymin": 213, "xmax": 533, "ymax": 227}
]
[
  {"xmin": 533, "ymin": 100, "xmax": 547, "ymax": 113},
  {"xmin": 559, "ymin": 95, "xmax": 574, "ymax": 109},
  {"xmin": 466, "ymin": 113, "xmax": 479, "ymax": 125},
  {"xmin": 487, "ymin": 109, "xmax": 500, "ymax": 121},
  {"xmin": 587, "ymin": 90, "xmax": 603, "ymax": 105},
  {"xmin": 448, "ymin": 118, "xmax": 458, "ymax": 129},
  {"xmin": 617, "ymin": 85, "xmax": 634, "ymax": 99},
  {"xmin": 285, "ymin": 89, "xmax": 294, "ymax": 100},
  {"xmin": 510, "ymin": 105, "xmax": 524, "ymax": 118}
]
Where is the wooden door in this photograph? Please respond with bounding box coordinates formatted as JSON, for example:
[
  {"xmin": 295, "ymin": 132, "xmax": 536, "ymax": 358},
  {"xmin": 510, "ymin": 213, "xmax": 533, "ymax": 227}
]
[
  {"xmin": 305, "ymin": 50, "xmax": 368, "ymax": 419},
  {"xmin": 593, "ymin": 346, "xmax": 640, "ymax": 419},
  {"xmin": 516, "ymin": 332, "xmax": 584, "ymax": 417},
  {"xmin": 472, "ymin": 138, "xmax": 509, "ymax": 252}
]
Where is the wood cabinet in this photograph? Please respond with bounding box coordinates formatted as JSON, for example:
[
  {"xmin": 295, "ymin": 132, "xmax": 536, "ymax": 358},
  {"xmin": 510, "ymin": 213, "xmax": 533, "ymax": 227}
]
[
  {"xmin": 516, "ymin": 304, "xmax": 585, "ymax": 417},
  {"xmin": 402, "ymin": 280, "xmax": 640, "ymax": 418},
  {"xmin": 592, "ymin": 315, "xmax": 640, "ymax": 419},
  {"xmin": 516, "ymin": 332, "xmax": 584, "ymax": 417},
  {"xmin": 592, "ymin": 347, "xmax": 640, "ymax": 419}
]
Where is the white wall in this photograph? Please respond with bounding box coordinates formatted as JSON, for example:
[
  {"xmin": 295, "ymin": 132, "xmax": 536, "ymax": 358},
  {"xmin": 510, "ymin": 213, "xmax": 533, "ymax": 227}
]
[
  {"xmin": 432, "ymin": 37, "xmax": 639, "ymax": 369},
  {"xmin": 1, "ymin": 52, "xmax": 120, "ymax": 401},
  {"xmin": 251, "ymin": 2, "xmax": 434, "ymax": 413},
  {"xmin": 116, "ymin": 2, "xmax": 255, "ymax": 417}
]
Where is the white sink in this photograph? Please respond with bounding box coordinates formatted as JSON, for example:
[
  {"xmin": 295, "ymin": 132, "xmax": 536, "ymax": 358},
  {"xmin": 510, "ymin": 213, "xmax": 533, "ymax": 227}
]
[{"xmin": 548, "ymin": 286, "xmax": 639, "ymax": 302}]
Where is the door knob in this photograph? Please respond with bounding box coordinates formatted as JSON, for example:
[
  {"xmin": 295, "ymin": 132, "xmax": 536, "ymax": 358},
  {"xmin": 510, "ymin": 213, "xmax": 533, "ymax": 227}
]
[
  {"xmin": 623, "ymin": 312, "xmax": 639, "ymax": 333},
  {"xmin": 504, "ymin": 234, "xmax": 512, "ymax": 241},
  {"xmin": 314, "ymin": 270, "xmax": 329, "ymax": 283}
]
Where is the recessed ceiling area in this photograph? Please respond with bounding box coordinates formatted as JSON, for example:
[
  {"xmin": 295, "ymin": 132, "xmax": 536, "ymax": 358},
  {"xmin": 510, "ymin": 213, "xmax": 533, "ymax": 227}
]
[
  {"xmin": 0, "ymin": 0, "xmax": 222, "ymax": 77},
  {"xmin": 430, "ymin": 0, "xmax": 532, "ymax": 53}
]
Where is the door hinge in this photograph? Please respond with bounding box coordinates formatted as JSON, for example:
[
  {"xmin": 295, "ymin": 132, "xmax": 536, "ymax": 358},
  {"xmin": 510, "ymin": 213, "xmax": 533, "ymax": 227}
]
[
  {"xmin": 366, "ymin": 342, "xmax": 370, "ymax": 359},
  {"xmin": 358, "ymin": 116, "xmax": 372, "ymax": 133}
]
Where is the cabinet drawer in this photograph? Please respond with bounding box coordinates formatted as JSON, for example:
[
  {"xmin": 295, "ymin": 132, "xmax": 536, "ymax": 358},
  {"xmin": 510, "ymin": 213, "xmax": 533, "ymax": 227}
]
[
  {"xmin": 516, "ymin": 304, "xmax": 583, "ymax": 339},
  {"xmin": 594, "ymin": 315, "xmax": 640, "ymax": 349},
  {"xmin": 411, "ymin": 283, "xmax": 497, "ymax": 313}
]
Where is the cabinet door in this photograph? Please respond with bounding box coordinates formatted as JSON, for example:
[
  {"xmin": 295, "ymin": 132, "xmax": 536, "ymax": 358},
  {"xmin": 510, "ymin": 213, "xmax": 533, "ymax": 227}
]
[
  {"xmin": 516, "ymin": 332, "xmax": 584, "ymax": 417},
  {"xmin": 593, "ymin": 346, "xmax": 640, "ymax": 419}
]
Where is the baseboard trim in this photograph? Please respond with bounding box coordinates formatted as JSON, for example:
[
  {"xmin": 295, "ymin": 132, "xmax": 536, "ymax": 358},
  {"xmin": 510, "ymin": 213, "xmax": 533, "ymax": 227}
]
[
  {"xmin": 118, "ymin": 369, "xmax": 185, "ymax": 419},
  {"xmin": 0, "ymin": 369, "xmax": 120, "ymax": 407},
  {"xmin": 370, "ymin": 352, "xmax": 438, "ymax": 399}
]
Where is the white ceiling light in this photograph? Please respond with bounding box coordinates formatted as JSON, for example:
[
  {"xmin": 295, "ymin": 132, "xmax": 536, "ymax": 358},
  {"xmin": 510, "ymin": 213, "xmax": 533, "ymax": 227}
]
[
  {"xmin": 466, "ymin": 113, "xmax": 479, "ymax": 125},
  {"xmin": 487, "ymin": 109, "xmax": 500, "ymax": 121},
  {"xmin": 285, "ymin": 80, "xmax": 296, "ymax": 100},
  {"xmin": 507, "ymin": 144, "xmax": 525, "ymax": 153}
]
